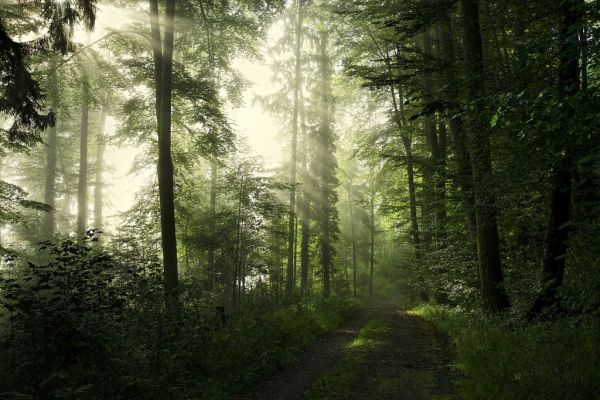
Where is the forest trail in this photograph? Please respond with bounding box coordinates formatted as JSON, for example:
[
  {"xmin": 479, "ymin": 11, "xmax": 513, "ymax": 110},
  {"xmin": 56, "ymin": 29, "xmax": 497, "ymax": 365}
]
[{"xmin": 240, "ymin": 307, "xmax": 457, "ymax": 400}]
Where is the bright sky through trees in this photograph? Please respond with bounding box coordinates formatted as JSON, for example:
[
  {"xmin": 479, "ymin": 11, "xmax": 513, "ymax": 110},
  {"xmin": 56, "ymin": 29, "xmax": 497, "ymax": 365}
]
[{"xmin": 93, "ymin": 4, "xmax": 285, "ymax": 230}]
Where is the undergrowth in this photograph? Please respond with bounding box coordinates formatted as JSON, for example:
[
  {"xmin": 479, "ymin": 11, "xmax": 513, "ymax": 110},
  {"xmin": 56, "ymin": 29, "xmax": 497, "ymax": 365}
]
[
  {"xmin": 0, "ymin": 237, "xmax": 359, "ymax": 400},
  {"xmin": 412, "ymin": 304, "xmax": 600, "ymax": 400}
]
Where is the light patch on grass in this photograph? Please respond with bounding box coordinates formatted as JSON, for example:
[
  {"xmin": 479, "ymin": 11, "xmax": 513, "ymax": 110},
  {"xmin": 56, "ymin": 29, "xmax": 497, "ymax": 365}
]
[{"xmin": 306, "ymin": 319, "xmax": 388, "ymax": 400}]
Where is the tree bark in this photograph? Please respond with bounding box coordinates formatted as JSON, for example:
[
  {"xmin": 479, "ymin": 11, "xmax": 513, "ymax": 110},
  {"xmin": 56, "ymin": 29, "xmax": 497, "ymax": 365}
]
[
  {"xmin": 318, "ymin": 29, "xmax": 333, "ymax": 299},
  {"xmin": 94, "ymin": 102, "xmax": 107, "ymax": 231},
  {"xmin": 43, "ymin": 65, "xmax": 58, "ymax": 239},
  {"xmin": 460, "ymin": 0, "xmax": 510, "ymax": 312},
  {"xmin": 369, "ymin": 180, "xmax": 375, "ymax": 297},
  {"xmin": 440, "ymin": 15, "xmax": 477, "ymax": 259},
  {"xmin": 436, "ymin": 120, "xmax": 448, "ymax": 242},
  {"xmin": 150, "ymin": 0, "xmax": 179, "ymax": 306},
  {"xmin": 208, "ymin": 160, "xmax": 217, "ymax": 290},
  {"xmin": 422, "ymin": 29, "xmax": 436, "ymax": 245},
  {"xmin": 346, "ymin": 186, "xmax": 357, "ymax": 297},
  {"xmin": 77, "ymin": 77, "xmax": 90, "ymax": 239},
  {"xmin": 528, "ymin": 0, "xmax": 582, "ymax": 317},
  {"xmin": 381, "ymin": 44, "xmax": 422, "ymax": 259},
  {"xmin": 286, "ymin": 0, "xmax": 304, "ymax": 295},
  {"xmin": 299, "ymin": 83, "xmax": 310, "ymax": 292}
]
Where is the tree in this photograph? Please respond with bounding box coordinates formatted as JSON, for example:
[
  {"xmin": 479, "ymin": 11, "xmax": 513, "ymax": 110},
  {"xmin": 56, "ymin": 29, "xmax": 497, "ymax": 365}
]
[
  {"xmin": 460, "ymin": 0, "xmax": 510, "ymax": 312},
  {"xmin": 314, "ymin": 28, "xmax": 338, "ymax": 298},
  {"xmin": 0, "ymin": 0, "xmax": 97, "ymax": 150},
  {"xmin": 439, "ymin": 13, "xmax": 477, "ymax": 259},
  {"xmin": 77, "ymin": 69, "xmax": 90, "ymax": 239},
  {"xmin": 149, "ymin": 0, "xmax": 179, "ymax": 306},
  {"xmin": 528, "ymin": 0, "xmax": 584, "ymax": 317},
  {"xmin": 286, "ymin": 0, "xmax": 305, "ymax": 295},
  {"xmin": 94, "ymin": 100, "xmax": 108, "ymax": 230},
  {"xmin": 368, "ymin": 166, "xmax": 376, "ymax": 297},
  {"xmin": 42, "ymin": 62, "xmax": 59, "ymax": 239}
]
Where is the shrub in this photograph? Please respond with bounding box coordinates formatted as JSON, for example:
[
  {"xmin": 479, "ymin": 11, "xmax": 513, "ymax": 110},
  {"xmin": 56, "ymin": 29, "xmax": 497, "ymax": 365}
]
[{"xmin": 413, "ymin": 304, "xmax": 600, "ymax": 400}]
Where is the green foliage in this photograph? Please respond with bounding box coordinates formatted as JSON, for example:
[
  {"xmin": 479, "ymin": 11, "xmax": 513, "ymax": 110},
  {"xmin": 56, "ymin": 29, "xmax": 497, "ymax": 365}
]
[
  {"xmin": 0, "ymin": 233, "xmax": 136, "ymax": 399},
  {"xmin": 414, "ymin": 304, "xmax": 600, "ymax": 400},
  {"xmin": 194, "ymin": 297, "xmax": 357, "ymax": 397},
  {"xmin": 0, "ymin": 181, "xmax": 51, "ymax": 228},
  {"xmin": 0, "ymin": 233, "xmax": 357, "ymax": 399}
]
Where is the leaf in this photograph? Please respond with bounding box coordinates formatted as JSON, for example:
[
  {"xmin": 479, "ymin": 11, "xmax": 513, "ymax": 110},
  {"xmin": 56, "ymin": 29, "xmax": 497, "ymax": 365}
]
[{"xmin": 490, "ymin": 113, "xmax": 499, "ymax": 128}]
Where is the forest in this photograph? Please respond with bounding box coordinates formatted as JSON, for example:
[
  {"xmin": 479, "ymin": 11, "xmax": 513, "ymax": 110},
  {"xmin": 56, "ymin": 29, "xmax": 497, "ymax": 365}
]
[{"xmin": 0, "ymin": 0, "xmax": 599, "ymax": 399}]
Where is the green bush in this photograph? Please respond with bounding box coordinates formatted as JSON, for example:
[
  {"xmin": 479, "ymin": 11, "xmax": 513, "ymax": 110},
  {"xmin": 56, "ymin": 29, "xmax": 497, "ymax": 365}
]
[
  {"xmin": 413, "ymin": 304, "xmax": 600, "ymax": 400},
  {"xmin": 0, "ymin": 236, "xmax": 358, "ymax": 399}
]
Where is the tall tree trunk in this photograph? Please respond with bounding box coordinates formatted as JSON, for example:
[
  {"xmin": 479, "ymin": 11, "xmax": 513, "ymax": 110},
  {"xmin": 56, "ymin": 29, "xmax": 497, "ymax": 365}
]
[
  {"xmin": 43, "ymin": 65, "xmax": 58, "ymax": 239},
  {"xmin": 286, "ymin": 0, "xmax": 304, "ymax": 295},
  {"xmin": 299, "ymin": 85, "xmax": 310, "ymax": 292},
  {"xmin": 369, "ymin": 181, "xmax": 375, "ymax": 297},
  {"xmin": 208, "ymin": 160, "xmax": 217, "ymax": 290},
  {"xmin": 233, "ymin": 169, "xmax": 244, "ymax": 309},
  {"xmin": 149, "ymin": 0, "xmax": 162, "ymax": 125},
  {"xmin": 318, "ymin": 29, "xmax": 333, "ymax": 299},
  {"xmin": 440, "ymin": 16, "xmax": 477, "ymax": 259},
  {"xmin": 376, "ymin": 42, "xmax": 422, "ymax": 259},
  {"xmin": 460, "ymin": 0, "xmax": 510, "ymax": 312},
  {"xmin": 436, "ymin": 120, "xmax": 448, "ymax": 242},
  {"xmin": 300, "ymin": 198, "xmax": 311, "ymax": 292},
  {"xmin": 150, "ymin": 0, "xmax": 179, "ymax": 306},
  {"xmin": 422, "ymin": 29, "xmax": 436, "ymax": 245},
  {"xmin": 77, "ymin": 78, "xmax": 89, "ymax": 239},
  {"xmin": 346, "ymin": 186, "xmax": 357, "ymax": 297},
  {"xmin": 94, "ymin": 102, "xmax": 108, "ymax": 231},
  {"xmin": 528, "ymin": 0, "xmax": 582, "ymax": 317},
  {"xmin": 403, "ymin": 135, "xmax": 421, "ymax": 258}
]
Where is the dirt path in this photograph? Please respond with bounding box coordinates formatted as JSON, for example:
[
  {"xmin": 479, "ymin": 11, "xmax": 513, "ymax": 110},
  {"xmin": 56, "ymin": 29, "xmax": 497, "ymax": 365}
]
[
  {"xmin": 240, "ymin": 307, "xmax": 457, "ymax": 400},
  {"xmin": 320, "ymin": 308, "xmax": 458, "ymax": 400},
  {"xmin": 239, "ymin": 308, "xmax": 373, "ymax": 400}
]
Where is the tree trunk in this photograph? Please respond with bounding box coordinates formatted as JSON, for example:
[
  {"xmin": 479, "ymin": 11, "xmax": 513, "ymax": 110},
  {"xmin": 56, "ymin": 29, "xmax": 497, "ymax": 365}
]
[
  {"xmin": 233, "ymin": 169, "xmax": 244, "ymax": 310},
  {"xmin": 422, "ymin": 29, "xmax": 436, "ymax": 246},
  {"xmin": 347, "ymin": 186, "xmax": 357, "ymax": 297},
  {"xmin": 208, "ymin": 160, "xmax": 217, "ymax": 290},
  {"xmin": 77, "ymin": 78, "xmax": 89, "ymax": 239},
  {"xmin": 94, "ymin": 102, "xmax": 108, "ymax": 231},
  {"xmin": 149, "ymin": 0, "xmax": 162, "ymax": 125},
  {"xmin": 299, "ymin": 83, "xmax": 310, "ymax": 292},
  {"xmin": 381, "ymin": 44, "xmax": 422, "ymax": 259},
  {"xmin": 151, "ymin": 0, "xmax": 179, "ymax": 307},
  {"xmin": 460, "ymin": 0, "xmax": 510, "ymax": 312},
  {"xmin": 403, "ymin": 135, "xmax": 421, "ymax": 258},
  {"xmin": 369, "ymin": 182, "xmax": 375, "ymax": 297},
  {"xmin": 436, "ymin": 120, "xmax": 448, "ymax": 242},
  {"xmin": 43, "ymin": 65, "xmax": 58, "ymax": 239},
  {"xmin": 300, "ymin": 201, "xmax": 311, "ymax": 292},
  {"xmin": 528, "ymin": 0, "xmax": 582, "ymax": 317},
  {"xmin": 286, "ymin": 0, "xmax": 304, "ymax": 295},
  {"xmin": 440, "ymin": 15, "xmax": 477, "ymax": 259},
  {"xmin": 318, "ymin": 29, "xmax": 333, "ymax": 299}
]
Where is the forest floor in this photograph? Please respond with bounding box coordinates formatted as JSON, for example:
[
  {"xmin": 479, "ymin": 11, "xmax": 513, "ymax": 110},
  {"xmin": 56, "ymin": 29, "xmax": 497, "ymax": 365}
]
[{"xmin": 240, "ymin": 306, "xmax": 458, "ymax": 400}]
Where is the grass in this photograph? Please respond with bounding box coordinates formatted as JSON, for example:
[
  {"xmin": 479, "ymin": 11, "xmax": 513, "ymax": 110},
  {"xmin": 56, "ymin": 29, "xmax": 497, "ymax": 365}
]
[
  {"xmin": 306, "ymin": 319, "xmax": 387, "ymax": 400},
  {"xmin": 196, "ymin": 297, "xmax": 359, "ymax": 399},
  {"xmin": 412, "ymin": 304, "xmax": 600, "ymax": 400}
]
